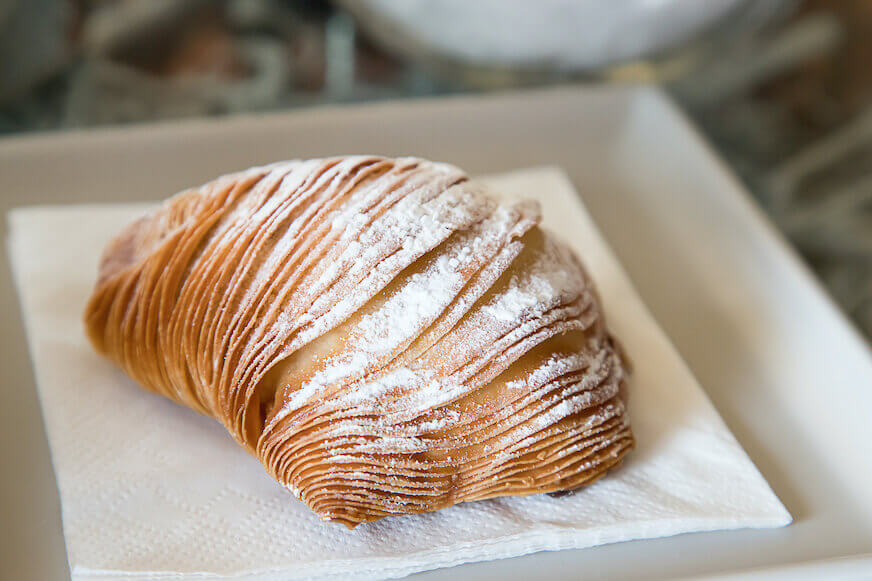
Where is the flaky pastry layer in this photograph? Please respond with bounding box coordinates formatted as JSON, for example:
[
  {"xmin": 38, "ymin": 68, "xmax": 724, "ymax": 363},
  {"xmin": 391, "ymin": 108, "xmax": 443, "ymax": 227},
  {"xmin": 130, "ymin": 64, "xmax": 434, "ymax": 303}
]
[{"xmin": 84, "ymin": 156, "xmax": 634, "ymax": 527}]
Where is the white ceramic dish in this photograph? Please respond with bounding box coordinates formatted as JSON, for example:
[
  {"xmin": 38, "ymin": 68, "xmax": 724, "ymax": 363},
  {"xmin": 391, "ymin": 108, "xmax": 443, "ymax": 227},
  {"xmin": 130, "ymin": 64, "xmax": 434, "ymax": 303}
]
[{"xmin": 1, "ymin": 86, "xmax": 871, "ymax": 579}]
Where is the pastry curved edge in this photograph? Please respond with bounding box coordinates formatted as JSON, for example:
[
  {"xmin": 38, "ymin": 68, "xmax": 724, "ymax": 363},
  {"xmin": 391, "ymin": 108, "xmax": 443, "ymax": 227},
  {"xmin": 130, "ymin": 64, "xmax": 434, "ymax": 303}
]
[{"xmin": 84, "ymin": 156, "xmax": 634, "ymax": 527}]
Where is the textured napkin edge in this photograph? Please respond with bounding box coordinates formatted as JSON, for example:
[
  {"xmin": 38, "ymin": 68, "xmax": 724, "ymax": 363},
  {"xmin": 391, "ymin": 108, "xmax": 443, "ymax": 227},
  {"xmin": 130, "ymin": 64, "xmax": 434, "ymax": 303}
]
[
  {"xmin": 6, "ymin": 211, "xmax": 83, "ymax": 577},
  {"xmin": 70, "ymin": 514, "xmax": 791, "ymax": 581}
]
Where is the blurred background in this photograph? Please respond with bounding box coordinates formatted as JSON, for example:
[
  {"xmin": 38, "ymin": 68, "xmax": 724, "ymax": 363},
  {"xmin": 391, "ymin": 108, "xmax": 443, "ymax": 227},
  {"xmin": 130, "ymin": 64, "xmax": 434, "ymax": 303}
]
[{"xmin": 2, "ymin": 0, "xmax": 871, "ymax": 340}]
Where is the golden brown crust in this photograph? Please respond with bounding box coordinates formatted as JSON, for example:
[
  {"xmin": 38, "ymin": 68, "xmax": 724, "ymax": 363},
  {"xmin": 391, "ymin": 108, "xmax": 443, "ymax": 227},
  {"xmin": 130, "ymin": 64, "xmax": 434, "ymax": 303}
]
[{"xmin": 84, "ymin": 156, "xmax": 634, "ymax": 527}]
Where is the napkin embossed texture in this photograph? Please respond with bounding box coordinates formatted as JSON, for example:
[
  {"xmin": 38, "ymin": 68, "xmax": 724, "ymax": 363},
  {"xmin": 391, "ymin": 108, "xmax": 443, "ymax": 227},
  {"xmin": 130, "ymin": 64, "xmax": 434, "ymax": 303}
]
[{"xmin": 8, "ymin": 167, "xmax": 791, "ymax": 581}]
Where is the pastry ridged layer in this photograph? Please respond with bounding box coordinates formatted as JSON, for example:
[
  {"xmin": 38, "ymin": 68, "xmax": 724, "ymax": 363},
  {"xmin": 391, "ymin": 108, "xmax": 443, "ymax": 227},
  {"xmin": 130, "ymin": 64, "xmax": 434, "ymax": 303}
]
[{"xmin": 84, "ymin": 156, "xmax": 634, "ymax": 527}]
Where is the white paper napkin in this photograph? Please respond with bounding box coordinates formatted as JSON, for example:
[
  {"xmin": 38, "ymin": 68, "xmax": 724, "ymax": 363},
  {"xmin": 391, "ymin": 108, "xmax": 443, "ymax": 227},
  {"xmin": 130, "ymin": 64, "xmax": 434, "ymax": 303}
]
[{"xmin": 7, "ymin": 167, "xmax": 790, "ymax": 581}]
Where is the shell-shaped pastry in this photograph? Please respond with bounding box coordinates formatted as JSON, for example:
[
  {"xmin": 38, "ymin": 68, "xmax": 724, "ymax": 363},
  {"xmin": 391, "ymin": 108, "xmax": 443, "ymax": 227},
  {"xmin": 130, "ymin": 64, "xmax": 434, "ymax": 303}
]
[{"xmin": 84, "ymin": 156, "xmax": 634, "ymax": 527}]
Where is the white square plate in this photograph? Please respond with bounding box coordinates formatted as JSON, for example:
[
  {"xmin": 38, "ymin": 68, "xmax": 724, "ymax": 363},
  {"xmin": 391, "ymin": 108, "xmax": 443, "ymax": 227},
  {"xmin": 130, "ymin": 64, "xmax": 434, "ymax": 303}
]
[{"xmin": 1, "ymin": 86, "xmax": 871, "ymax": 579}]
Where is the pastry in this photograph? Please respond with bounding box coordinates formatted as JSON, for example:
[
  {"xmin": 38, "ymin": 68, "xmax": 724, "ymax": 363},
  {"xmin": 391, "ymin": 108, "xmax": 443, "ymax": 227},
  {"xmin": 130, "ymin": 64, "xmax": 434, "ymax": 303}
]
[{"xmin": 84, "ymin": 156, "xmax": 634, "ymax": 527}]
